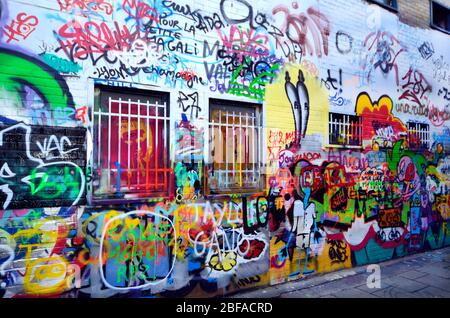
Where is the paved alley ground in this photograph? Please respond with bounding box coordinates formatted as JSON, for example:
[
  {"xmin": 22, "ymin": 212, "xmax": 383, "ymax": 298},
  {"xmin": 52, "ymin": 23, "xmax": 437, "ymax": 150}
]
[{"xmin": 228, "ymin": 247, "xmax": 450, "ymax": 298}]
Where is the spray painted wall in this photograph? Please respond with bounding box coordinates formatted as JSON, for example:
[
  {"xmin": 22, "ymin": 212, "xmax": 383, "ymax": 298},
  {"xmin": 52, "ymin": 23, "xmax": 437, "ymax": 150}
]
[{"xmin": 0, "ymin": 0, "xmax": 449, "ymax": 297}]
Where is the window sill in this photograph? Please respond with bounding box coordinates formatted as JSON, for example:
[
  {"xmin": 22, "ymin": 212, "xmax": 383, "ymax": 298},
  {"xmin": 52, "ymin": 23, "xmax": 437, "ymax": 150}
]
[
  {"xmin": 89, "ymin": 192, "xmax": 171, "ymax": 206},
  {"xmin": 204, "ymin": 190, "xmax": 266, "ymax": 200},
  {"xmin": 325, "ymin": 144, "xmax": 363, "ymax": 150},
  {"xmin": 430, "ymin": 24, "xmax": 450, "ymax": 35}
]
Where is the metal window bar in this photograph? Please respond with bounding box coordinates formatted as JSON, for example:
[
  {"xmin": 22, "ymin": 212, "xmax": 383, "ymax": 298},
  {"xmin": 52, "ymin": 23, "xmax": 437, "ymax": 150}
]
[
  {"xmin": 155, "ymin": 100, "xmax": 159, "ymax": 192},
  {"xmin": 329, "ymin": 113, "xmax": 362, "ymax": 146},
  {"xmin": 257, "ymin": 111, "xmax": 261, "ymax": 185},
  {"xmin": 329, "ymin": 113, "xmax": 333, "ymax": 144},
  {"xmin": 350, "ymin": 120, "xmax": 354, "ymax": 145},
  {"xmin": 128, "ymin": 98, "xmax": 131, "ymax": 189},
  {"xmin": 117, "ymin": 97, "xmax": 122, "ymax": 192},
  {"xmin": 211, "ymin": 112, "xmax": 216, "ymax": 186},
  {"xmin": 346, "ymin": 116, "xmax": 349, "ymax": 144},
  {"xmin": 223, "ymin": 110, "xmax": 230, "ymax": 188},
  {"xmin": 252, "ymin": 112, "xmax": 256, "ymax": 184},
  {"xmin": 163, "ymin": 100, "xmax": 168, "ymax": 192},
  {"xmin": 245, "ymin": 112, "xmax": 249, "ymax": 186},
  {"xmin": 94, "ymin": 97, "xmax": 169, "ymax": 196},
  {"xmin": 408, "ymin": 122, "xmax": 430, "ymax": 149},
  {"xmin": 137, "ymin": 99, "xmax": 141, "ymax": 189},
  {"xmin": 107, "ymin": 97, "xmax": 112, "ymax": 191},
  {"xmin": 232, "ymin": 111, "xmax": 235, "ymax": 187},
  {"xmin": 97, "ymin": 102, "xmax": 102, "ymax": 177},
  {"xmin": 146, "ymin": 100, "xmax": 150, "ymax": 190}
]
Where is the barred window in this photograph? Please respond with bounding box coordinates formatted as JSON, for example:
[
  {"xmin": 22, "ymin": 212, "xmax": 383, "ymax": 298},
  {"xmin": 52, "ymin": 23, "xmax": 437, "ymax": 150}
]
[
  {"xmin": 329, "ymin": 112, "xmax": 362, "ymax": 147},
  {"xmin": 431, "ymin": 1, "xmax": 450, "ymax": 34},
  {"xmin": 92, "ymin": 86, "xmax": 170, "ymax": 200},
  {"xmin": 208, "ymin": 100, "xmax": 263, "ymax": 193},
  {"xmin": 407, "ymin": 122, "xmax": 430, "ymax": 150},
  {"xmin": 368, "ymin": 0, "xmax": 398, "ymax": 11}
]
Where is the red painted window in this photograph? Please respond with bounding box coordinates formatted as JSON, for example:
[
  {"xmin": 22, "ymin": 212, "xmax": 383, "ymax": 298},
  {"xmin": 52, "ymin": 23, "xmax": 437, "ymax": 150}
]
[
  {"xmin": 407, "ymin": 121, "xmax": 430, "ymax": 150},
  {"xmin": 329, "ymin": 112, "xmax": 362, "ymax": 147},
  {"xmin": 92, "ymin": 87, "xmax": 170, "ymax": 200},
  {"xmin": 208, "ymin": 99, "xmax": 263, "ymax": 193}
]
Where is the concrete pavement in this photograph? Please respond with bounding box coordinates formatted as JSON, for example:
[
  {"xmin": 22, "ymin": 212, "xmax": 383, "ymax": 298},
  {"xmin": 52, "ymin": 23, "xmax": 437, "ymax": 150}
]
[{"xmin": 227, "ymin": 247, "xmax": 450, "ymax": 298}]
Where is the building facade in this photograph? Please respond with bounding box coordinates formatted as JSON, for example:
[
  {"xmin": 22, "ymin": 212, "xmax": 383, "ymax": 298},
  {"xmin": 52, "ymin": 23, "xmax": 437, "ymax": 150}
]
[{"xmin": 0, "ymin": 0, "xmax": 449, "ymax": 297}]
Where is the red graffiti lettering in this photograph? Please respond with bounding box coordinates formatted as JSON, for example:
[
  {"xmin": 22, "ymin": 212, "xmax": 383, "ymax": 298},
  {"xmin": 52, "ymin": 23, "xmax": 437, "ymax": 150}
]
[
  {"xmin": 57, "ymin": 20, "xmax": 137, "ymax": 61},
  {"xmin": 3, "ymin": 13, "xmax": 38, "ymax": 43},
  {"xmin": 57, "ymin": 0, "xmax": 113, "ymax": 16},
  {"xmin": 75, "ymin": 106, "xmax": 88, "ymax": 124},
  {"xmin": 272, "ymin": 5, "xmax": 330, "ymax": 58}
]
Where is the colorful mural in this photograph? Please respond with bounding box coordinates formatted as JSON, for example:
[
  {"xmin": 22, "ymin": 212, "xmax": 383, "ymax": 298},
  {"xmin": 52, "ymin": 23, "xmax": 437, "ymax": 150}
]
[{"xmin": 0, "ymin": 0, "xmax": 448, "ymax": 298}]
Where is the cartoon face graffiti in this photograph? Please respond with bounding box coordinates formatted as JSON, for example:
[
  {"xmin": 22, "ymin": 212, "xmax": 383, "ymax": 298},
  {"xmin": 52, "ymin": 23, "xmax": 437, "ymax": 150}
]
[{"xmin": 397, "ymin": 156, "xmax": 420, "ymax": 201}]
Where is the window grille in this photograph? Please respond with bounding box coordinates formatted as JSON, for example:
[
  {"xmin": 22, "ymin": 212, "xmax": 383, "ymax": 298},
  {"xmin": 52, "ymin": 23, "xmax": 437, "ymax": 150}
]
[
  {"xmin": 329, "ymin": 112, "xmax": 362, "ymax": 147},
  {"xmin": 208, "ymin": 100, "xmax": 263, "ymax": 193},
  {"xmin": 431, "ymin": 1, "xmax": 450, "ymax": 34},
  {"xmin": 92, "ymin": 87, "xmax": 170, "ymax": 199},
  {"xmin": 367, "ymin": 0, "xmax": 398, "ymax": 11},
  {"xmin": 407, "ymin": 122, "xmax": 430, "ymax": 150}
]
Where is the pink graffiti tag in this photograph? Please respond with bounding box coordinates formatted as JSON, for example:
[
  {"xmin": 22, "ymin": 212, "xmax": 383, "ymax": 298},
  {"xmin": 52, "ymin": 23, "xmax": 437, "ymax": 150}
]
[
  {"xmin": 75, "ymin": 106, "xmax": 88, "ymax": 124},
  {"xmin": 272, "ymin": 4, "xmax": 330, "ymax": 58},
  {"xmin": 217, "ymin": 25, "xmax": 270, "ymax": 62},
  {"xmin": 3, "ymin": 13, "xmax": 39, "ymax": 43},
  {"xmin": 426, "ymin": 96, "xmax": 450, "ymax": 127},
  {"xmin": 57, "ymin": 0, "xmax": 113, "ymax": 16}
]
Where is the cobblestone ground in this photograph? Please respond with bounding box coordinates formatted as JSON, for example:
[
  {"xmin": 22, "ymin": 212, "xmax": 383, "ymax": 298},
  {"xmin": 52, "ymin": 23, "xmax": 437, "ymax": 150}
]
[{"xmin": 228, "ymin": 247, "xmax": 450, "ymax": 298}]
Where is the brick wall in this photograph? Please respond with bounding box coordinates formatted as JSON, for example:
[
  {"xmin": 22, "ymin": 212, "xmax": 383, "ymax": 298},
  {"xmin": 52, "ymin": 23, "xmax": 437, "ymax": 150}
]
[
  {"xmin": 397, "ymin": 0, "xmax": 432, "ymax": 29},
  {"xmin": 0, "ymin": 0, "xmax": 449, "ymax": 298}
]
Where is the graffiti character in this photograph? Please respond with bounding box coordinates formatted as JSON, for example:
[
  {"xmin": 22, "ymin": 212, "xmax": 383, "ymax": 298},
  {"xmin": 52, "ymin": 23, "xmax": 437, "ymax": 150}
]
[{"xmin": 285, "ymin": 70, "xmax": 310, "ymax": 145}]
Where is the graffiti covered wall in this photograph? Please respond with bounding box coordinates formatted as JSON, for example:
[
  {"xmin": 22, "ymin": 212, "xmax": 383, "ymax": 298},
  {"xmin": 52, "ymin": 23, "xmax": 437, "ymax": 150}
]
[{"xmin": 0, "ymin": 0, "xmax": 449, "ymax": 297}]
